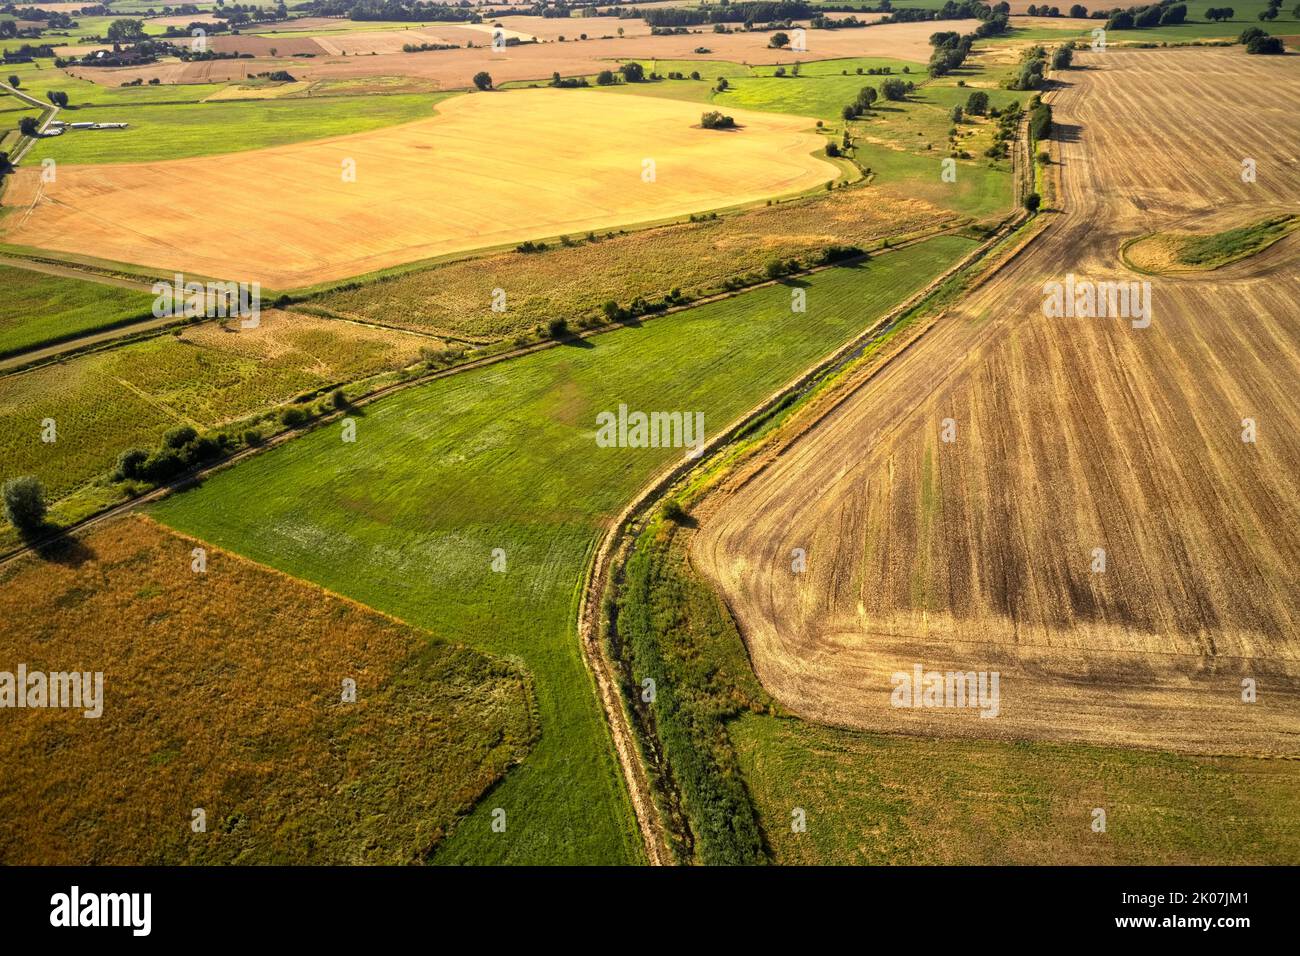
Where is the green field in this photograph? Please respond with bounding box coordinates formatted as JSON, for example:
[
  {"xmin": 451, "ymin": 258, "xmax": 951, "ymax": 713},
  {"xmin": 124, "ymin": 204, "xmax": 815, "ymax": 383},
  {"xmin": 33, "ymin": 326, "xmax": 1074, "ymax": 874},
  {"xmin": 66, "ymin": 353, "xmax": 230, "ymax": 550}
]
[
  {"xmin": 0, "ymin": 264, "xmax": 157, "ymax": 356},
  {"xmin": 147, "ymin": 234, "xmax": 976, "ymax": 865},
  {"xmin": 23, "ymin": 91, "xmax": 450, "ymax": 164},
  {"xmin": 735, "ymin": 716, "xmax": 1300, "ymax": 864},
  {"xmin": 0, "ymin": 60, "xmax": 227, "ymax": 111}
]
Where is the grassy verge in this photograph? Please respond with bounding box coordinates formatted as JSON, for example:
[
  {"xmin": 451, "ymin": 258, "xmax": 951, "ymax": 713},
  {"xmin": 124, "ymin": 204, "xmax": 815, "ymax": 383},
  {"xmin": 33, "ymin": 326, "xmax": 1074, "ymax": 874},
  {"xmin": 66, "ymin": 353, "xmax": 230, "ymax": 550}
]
[{"xmin": 143, "ymin": 235, "xmax": 975, "ymax": 864}]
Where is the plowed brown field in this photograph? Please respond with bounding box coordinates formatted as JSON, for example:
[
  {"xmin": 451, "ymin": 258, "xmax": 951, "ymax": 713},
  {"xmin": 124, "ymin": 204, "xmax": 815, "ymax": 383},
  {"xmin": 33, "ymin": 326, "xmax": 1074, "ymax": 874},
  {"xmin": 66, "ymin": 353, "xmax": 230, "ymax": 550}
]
[{"xmin": 692, "ymin": 48, "xmax": 1300, "ymax": 756}]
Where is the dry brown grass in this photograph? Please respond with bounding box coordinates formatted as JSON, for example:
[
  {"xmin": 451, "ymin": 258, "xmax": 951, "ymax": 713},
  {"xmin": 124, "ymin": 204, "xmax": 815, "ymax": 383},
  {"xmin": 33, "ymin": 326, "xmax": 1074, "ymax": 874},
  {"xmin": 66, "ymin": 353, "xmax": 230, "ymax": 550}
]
[
  {"xmin": 315, "ymin": 187, "xmax": 953, "ymax": 340},
  {"xmin": 2, "ymin": 88, "xmax": 834, "ymax": 288},
  {"xmin": 0, "ymin": 515, "xmax": 535, "ymax": 864},
  {"xmin": 692, "ymin": 48, "xmax": 1300, "ymax": 756}
]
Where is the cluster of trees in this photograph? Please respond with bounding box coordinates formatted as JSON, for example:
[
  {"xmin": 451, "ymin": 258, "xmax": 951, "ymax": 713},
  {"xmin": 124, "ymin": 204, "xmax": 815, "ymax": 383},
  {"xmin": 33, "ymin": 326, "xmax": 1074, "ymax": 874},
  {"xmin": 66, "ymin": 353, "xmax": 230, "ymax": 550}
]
[
  {"xmin": 839, "ymin": 83, "xmax": 877, "ymax": 120},
  {"xmin": 638, "ymin": 2, "xmax": 813, "ymax": 29},
  {"xmin": 548, "ymin": 71, "xmax": 589, "ymax": 87},
  {"xmin": 1205, "ymin": 7, "xmax": 1236, "ymax": 20},
  {"xmin": 114, "ymin": 427, "xmax": 233, "ymax": 488},
  {"xmin": 46, "ymin": 89, "xmax": 68, "ymax": 107},
  {"xmin": 1240, "ymin": 26, "xmax": 1285, "ymax": 53},
  {"xmin": 304, "ymin": 0, "xmax": 487, "ymax": 22},
  {"xmin": 1256, "ymin": 0, "xmax": 1282, "ymax": 20},
  {"xmin": 402, "ymin": 41, "xmax": 458, "ymax": 52},
  {"xmin": 928, "ymin": 30, "xmax": 974, "ymax": 77},
  {"xmin": 1030, "ymin": 96, "xmax": 1053, "ymax": 141},
  {"xmin": 1012, "ymin": 45, "xmax": 1049, "ymax": 89},
  {"xmin": 1105, "ymin": 2, "xmax": 1187, "ymax": 30},
  {"xmin": 984, "ymin": 99, "xmax": 1020, "ymax": 159}
]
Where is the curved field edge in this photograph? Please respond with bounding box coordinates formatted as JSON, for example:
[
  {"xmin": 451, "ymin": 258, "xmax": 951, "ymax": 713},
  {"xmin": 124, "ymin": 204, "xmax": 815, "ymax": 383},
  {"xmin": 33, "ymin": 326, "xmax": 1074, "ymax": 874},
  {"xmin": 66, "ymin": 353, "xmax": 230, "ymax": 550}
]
[
  {"xmin": 614, "ymin": 514, "xmax": 1300, "ymax": 865},
  {"xmin": 1120, "ymin": 213, "xmax": 1300, "ymax": 275},
  {"xmin": 0, "ymin": 514, "xmax": 536, "ymax": 865},
  {"xmin": 144, "ymin": 234, "xmax": 974, "ymax": 864}
]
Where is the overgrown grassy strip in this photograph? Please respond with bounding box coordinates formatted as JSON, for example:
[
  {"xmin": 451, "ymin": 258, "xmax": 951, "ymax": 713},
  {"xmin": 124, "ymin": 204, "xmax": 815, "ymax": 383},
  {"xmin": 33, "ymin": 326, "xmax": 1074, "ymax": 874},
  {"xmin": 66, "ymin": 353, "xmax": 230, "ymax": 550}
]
[
  {"xmin": 0, "ymin": 263, "xmax": 157, "ymax": 356},
  {"xmin": 147, "ymin": 235, "xmax": 974, "ymax": 864},
  {"xmin": 617, "ymin": 519, "xmax": 774, "ymax": 864},
  {"xmin": 1176, "ymin": 214, "xmax": 1299, "ymax": 267}
]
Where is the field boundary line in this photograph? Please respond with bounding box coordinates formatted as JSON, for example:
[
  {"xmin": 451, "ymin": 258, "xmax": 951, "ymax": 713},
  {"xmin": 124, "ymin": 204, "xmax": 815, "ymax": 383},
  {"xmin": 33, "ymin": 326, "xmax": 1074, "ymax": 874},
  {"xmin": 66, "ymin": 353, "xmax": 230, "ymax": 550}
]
[{"xmin": 576, "ymin": 209, "xmax": 1036, "ymax": 863}]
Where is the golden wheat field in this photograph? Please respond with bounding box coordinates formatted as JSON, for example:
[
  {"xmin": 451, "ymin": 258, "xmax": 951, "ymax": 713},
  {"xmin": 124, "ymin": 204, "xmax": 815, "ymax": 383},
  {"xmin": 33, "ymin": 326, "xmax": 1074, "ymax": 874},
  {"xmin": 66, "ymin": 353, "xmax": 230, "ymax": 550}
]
[
  {"xmin": 0, "ymin": 515, "xmax": 535, "ymax": 864},
  {"xmin": 1, "ymin": 88, "xmax": 834, "ymax": 288},
  {"xmin": 692, "ymin": 48, "xmax": 1300, "ymax": 756}
]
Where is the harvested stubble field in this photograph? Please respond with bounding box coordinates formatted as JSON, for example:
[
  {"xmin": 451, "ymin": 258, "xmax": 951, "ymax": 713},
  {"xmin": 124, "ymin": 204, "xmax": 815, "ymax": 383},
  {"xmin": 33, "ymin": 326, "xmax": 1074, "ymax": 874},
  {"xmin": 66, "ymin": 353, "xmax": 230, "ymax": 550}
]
[
  {"xmin": 3, "ymin": 89, "xmax": 835, "ymax": 288},
  {"xmin": 0, "ymin": 515, "xmax": 534, "ymax": 864},
  {"xmin": 692, "ymin": 48, "xmax": 1300, "ymax": 756},
  {"xmin": 313, "ymin": 187, "xmax": 954, "ymax": 341},
  {"xmin": 0, "ymin": 309, "xmax": 430, "ymax": 502},
  {"xmin": 146, "ymin": 235, "xmax": 974, "ymax": 865},
  {"xmin": 66, "ymin": 20, "xmax": 965, "ymax": 90}
]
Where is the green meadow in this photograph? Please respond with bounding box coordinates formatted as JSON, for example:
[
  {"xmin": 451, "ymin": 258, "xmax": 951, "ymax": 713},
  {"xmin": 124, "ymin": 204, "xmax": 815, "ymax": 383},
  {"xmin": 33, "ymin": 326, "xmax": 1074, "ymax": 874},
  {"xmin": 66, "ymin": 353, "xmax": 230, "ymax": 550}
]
[
  {"xmin": 149, "ymin": 234, "xmax": 976, "ymax": 865},
  {"xmin": 0, "ymin": 264, "xmax": 157, "ymax": 357},
  {"xmin": 23, "ymin": 91, "xmax": 450, "ymax": 164}
]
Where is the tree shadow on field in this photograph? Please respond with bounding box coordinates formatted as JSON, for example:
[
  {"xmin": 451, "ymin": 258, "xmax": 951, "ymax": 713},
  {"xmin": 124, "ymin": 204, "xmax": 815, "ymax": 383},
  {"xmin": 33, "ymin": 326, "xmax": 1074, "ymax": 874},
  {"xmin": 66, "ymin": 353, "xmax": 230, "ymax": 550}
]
[
  {"xmin": 777, "ymin": 276, "xmax": 813, "ymax": 288},
  {"xmin": 30, "ymin": 529, "xmax": 96, "ymax": 568},
  {"xmin": 1052, "ymin": 121, "xmax": 1083, "ymax": 144},
  {"xmin": 558, "ymin": 332, "xmax": 595, "ymax": 349}
]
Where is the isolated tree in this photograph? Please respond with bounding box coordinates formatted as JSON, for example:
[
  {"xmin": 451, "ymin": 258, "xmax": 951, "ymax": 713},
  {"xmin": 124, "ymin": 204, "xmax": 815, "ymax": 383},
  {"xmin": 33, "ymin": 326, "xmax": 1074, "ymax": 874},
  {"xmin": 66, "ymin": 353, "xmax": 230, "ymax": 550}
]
[
  {"xmin": 950, "ymin": 105, "xmax": 963, "ymax": 122},
  {"xmin": 619, "ymin": 61, "xmax": 645, "ymax": 82},
  {"xmin": 1246, "ymin": 34, "xmax": 1285, "ymax": 53},
  {"xmin": 1024, "ymin": 192, "xmax": 1042, "ymax": 213},
  {"xmin": 715, "ymin": 76, "xmax": 729, "ymax": 92},
  {"xmin": 1052, "ymin": 45, "xmax": 1073, "ymax": 69},
  {"xmin": 3, "ymin": 476, "xmax": 47, "ymax": 533},
  {"xmin": 841, "ymin": 103, "xmax": 859, "ymax": 121},
  {"xmin": 472, "ymin": 71, "xmax": 493, "ymax": 90},
  {"xmin": 6, "ymin": 75, "xmax": 18, "ymax": 88},
  {"xmin": 106, "ymin": 18, "xmax": 146, "ymax": 43},
  {"xmin": 0, "ymin": 151, "xmax": 12, "ymax": 174},
  {"xmin": 966, "ymin": 89, "xmax": 989, "ymax": 115},
  {"xmin": 596, "ymin": 69, "xmax": 615, "ymax": 86},
  {"xmin": 856, "ymin": 85, "xmax": 877, "ymax": 110},
  {"xmin": 18, "ymin": 116, "xmax": 38, "ymax": 136},
  {"xmin": 769, "ymin": 31, "xmax": 790, "ymax": 48}
]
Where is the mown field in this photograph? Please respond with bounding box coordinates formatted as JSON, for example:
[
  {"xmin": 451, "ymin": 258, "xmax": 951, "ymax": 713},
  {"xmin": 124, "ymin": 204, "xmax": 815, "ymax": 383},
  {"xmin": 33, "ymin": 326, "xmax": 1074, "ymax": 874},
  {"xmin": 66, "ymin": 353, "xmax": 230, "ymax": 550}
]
[
  {"xmin": 146, "ymin": 234, "xmax": 975, "ymax": 865},
  {"xmin": 0, "ymin": 264, "xmax": 156, "ymax": 356},
  {"xmin": 311, "ymin": 185, "xmax": 957, "ymax": 341},
  {"xmin": 0, "ymin": 515, "xmax": 535, "ymax": 864},
  {"xmin": 21, "ymin": 91, "xmax": 447, "ymax": 164},
  {"xmin": 0, "ymin": 309, "xmax": 430, "ymax": 505},
  {"xmin": 734, "ymin": 715, "xmax": 1300, "ymax": 864}
]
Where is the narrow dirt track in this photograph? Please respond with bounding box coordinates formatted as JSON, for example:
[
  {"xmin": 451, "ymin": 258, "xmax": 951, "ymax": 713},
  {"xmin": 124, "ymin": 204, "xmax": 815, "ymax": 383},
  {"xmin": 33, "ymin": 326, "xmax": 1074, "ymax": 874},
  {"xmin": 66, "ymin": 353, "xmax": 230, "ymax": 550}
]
[{"xmin": 692, "ymin": 49, "xmax": 1300, "ymax": 756}]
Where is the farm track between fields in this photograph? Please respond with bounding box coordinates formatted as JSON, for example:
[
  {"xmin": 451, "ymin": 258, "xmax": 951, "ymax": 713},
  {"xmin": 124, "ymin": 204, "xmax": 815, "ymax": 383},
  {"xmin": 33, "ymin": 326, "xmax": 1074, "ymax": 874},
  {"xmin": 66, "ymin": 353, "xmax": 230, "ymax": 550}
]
[{"xmin": 691, "ymin": 48, "xmax": 1300, "ymax": 757}]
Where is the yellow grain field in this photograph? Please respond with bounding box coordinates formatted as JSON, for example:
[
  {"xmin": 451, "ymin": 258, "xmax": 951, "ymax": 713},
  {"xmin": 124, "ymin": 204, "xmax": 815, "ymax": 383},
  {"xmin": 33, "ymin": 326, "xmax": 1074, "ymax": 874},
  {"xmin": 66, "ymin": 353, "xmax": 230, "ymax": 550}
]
[{"xmin": 2, "ymin": 88, "xmax": 835, "ymax": 288}]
